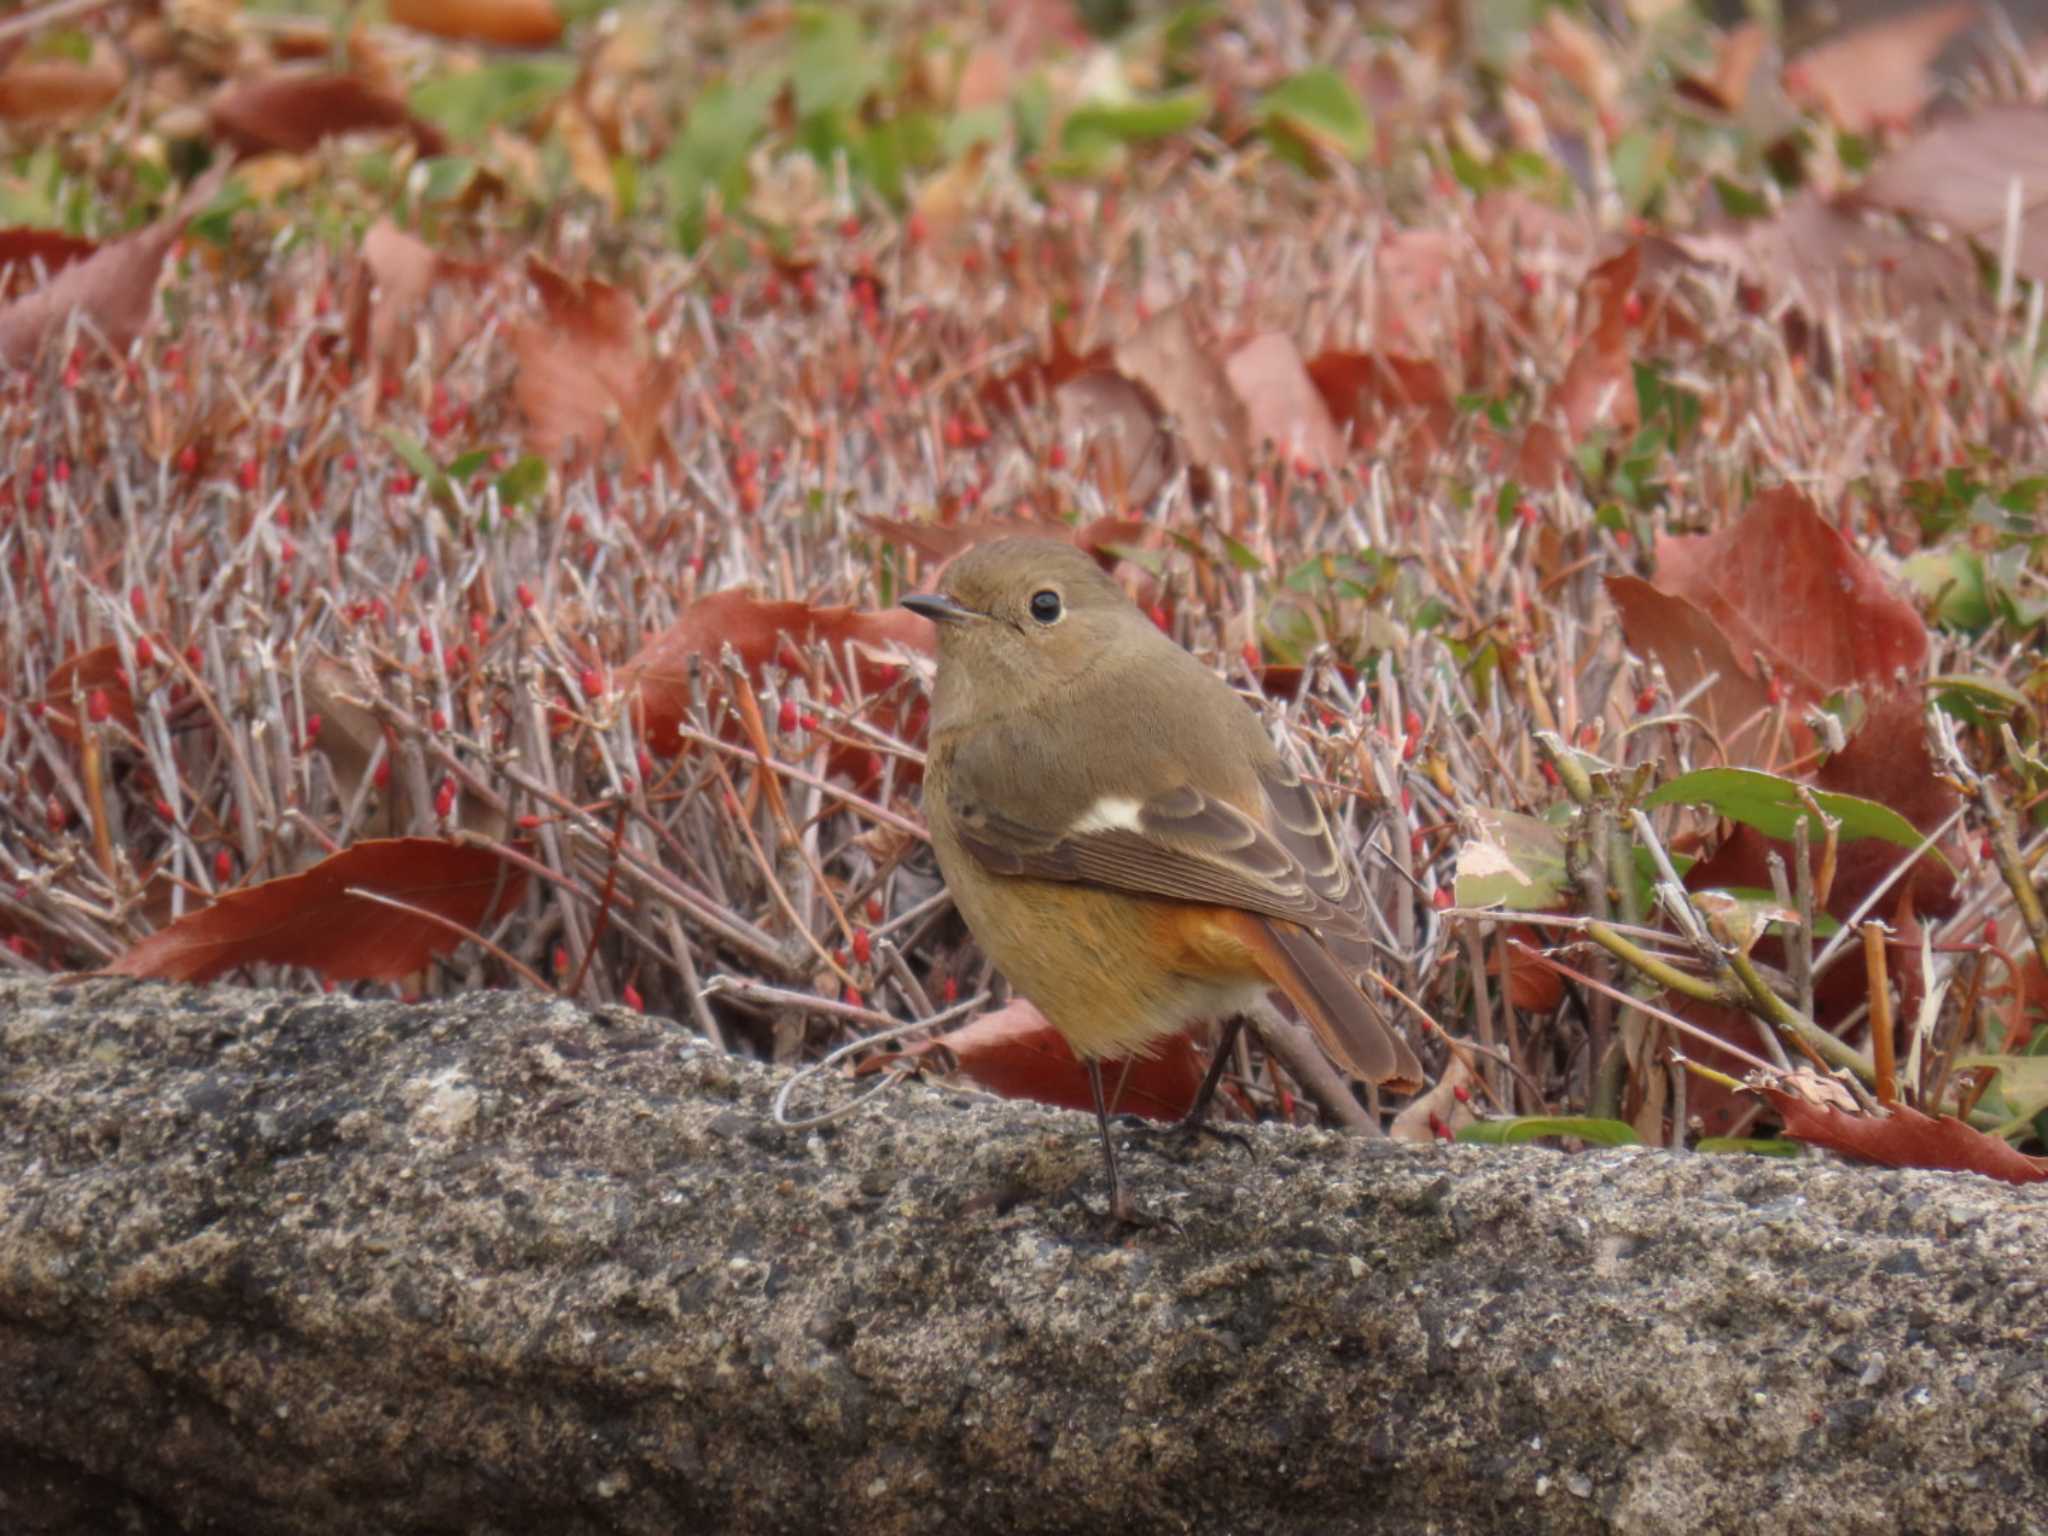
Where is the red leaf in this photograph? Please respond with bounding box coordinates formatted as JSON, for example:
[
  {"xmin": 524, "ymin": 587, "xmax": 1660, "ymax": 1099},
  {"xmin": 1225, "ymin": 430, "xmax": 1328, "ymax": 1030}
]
[
  {"xmin": 388, "ymin": 0, "xmax": 565, "ymax": 49},
  {"xmin": 1550, "ymin": 244, "xmax": 1640, "ymax": 443},
  {"xmin": 0, "ymin": 162, "xmax": 227, "ymax": 368},
  {"xmin": 621, "ymin": 591, "xmax": 932, "ymax": 783},
  {"xmin": 508, "ymin": 260, "xmax": 680, "ymax": 471},
  {"xmin": 1755, "ymin": 1086, "xmax": 2048, "ymax": 1185},
  {"xmin": 1782, "ymin": 0, "xmax": 1980, "ymax": 133},
  {"xmin": 39, "ymin": 644, "xmax": 138, "ymax": 743},
  {"xmin": 0, "ymin": 54, "xmax": 123, "ymax": 122},
  {"xmin": 1224, "ymin": 332, "xmax": 1345, "ymax": 470},
  {"xmin": 0, "ymin": 228, "xmax": 97, "ymax": 302},
  {"xmin": 209, "ymin": 69, "xmax": 444, "ymax": 158},
  {"xmin": 1652, "ymin": 485, "xmax": 1929, "ymax": 704},
  {"xmin": 888, "ymin": 997, "xmax": 1210, "ymax": 1120},
  {"xmin": 1606, "ymin": 573, "xmax": 1783, "ymax": 762},
  {"xmin": 1307, "ymin": 350, "xmax": 1453, "ymax": 468},
  {"xmin": 104, "ymin": 838, "xmax": 528, "ymax": 983}
]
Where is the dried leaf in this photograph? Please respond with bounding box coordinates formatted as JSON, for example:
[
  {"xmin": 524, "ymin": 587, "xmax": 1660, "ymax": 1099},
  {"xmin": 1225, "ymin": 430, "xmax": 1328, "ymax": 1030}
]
[
  {"xmin": 622, "ymin": 591, "xmax": 932, "ymax": 783},
  {"xmin": 104, "ymin": 839, "xmax": 528, "ymax": 983},
  {"xmin": 507, "ymin": 260, "xmax": 680, "ymax": 471},
  {"xmin": 209, "ymin": 68, "xmax": 444, "ymax": 157},
  {"xmin": 387, "ymin": 0, "xmax": 564, "ymax": 48},
  {"xmin": 0, "ymin": 162, "xmax": 227, "ymax": 368},
  {"xmin": 1783, "ymin": 0, "xmax": 1979, "ymax": 132},
  {"xmin": 1753, "ymin": 1081, "xmax": 2048, "ymax": 1183},
  {"xmin": 1850, "ymin": 105, "xmax": 2048, "ymax": 284},
  {"xmin": 883, "ymin": 997, "xmax": 1210, "ymax": 1120},
  {"xmin": 1115, "ymin": 303, "xmax": 1250, "ymax": 482},
  {"xmin": 0, "ymin": 228, "xmax": 97, "ymax": 302},
  {"xmin": 1652, "ymin": 485, "xmax": 1929, "ymax": 702},
  {"xmin": 1224, "ymin": 332, "xmax": 1345, "ymax": 470},
  {"xmin": 1676, "ymin": 22, "xmax": 1769, "ymax": 114},
  {"xmin": 0, "ymin": 53, "xmax": 123, "ymax": 122}
]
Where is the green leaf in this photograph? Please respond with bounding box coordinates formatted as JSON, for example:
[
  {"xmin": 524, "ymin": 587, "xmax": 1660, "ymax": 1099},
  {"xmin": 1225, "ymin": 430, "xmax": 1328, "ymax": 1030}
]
[
  {"xmin": 1455, "ymin": 807, "xmax": 1570, "ymax": 912},
  {"xmin": 661, "ymin": 70, "xmax": 784, "ymax": 246},
  {"xmin": 1217, "ymin": 533, "xmax": 1265, "ymax": 573},
  {"xmin": 496, "ymin": 455, "xmax": 549, "ymax": 509},
  {"xmin": 1646, "ymin": 768, "xmax": 1930, "ymax": 854},
  {"xmin": 1901, "ymin": 548, "xmax": 1991, "ymax": 631},
  {"xmin": 1458, "ymin": 1116, "xmax": 1642, "ymax": 1147},
  {"xmin": 411, "ymin": 57, "xmax": 577, "ymax": 143},
  {"xmin": 413, "ymin": 156, "xmax": 479, "ymax": 206},
  {"xmin": 381, "ymin": 428, "xmax": 442, "ymax": 488},
  {"xmin": 1061, "ymin": 89, "xmax": 1211, "ymax": 152},
  {"xmin": 1256, "ymin": 68, "xmax": 1372, "ymax": 163},
  {"xmin": 1695, "ymin": 1137, "xmax": 1804, "ymax": 1157},
  {"xmin": 793, "ymin": 6, "xmax": 883, "ymax": 119},
  {"xmin": 1954, "ymin": 1054, "xmax": 2048, "ymax": 1121}
]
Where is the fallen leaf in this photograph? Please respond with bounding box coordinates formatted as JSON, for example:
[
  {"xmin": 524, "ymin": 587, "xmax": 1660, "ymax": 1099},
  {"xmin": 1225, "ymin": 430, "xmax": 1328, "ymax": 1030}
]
[
  {"xmin": 209, "ymin": 68, "xmax": 445, "ymax": 158},
  {"xmin": 1752, "ymin": 1080, "xmax": 2047, "ymax": 1183},
  {"xmin": 621, "ymin": 591, "xmax": 933, "ymax": 783},
  {"xmin": 104, "ymin": 838, "xmax": 529, "ymax": 983},
  {"xmin": 1849, "ymin": 105, "xmax": 2048, "ymax": 283},
  {"xmin": 1115, "ymin": 303, "xmax": 1251, "ymax": 483},
  {"xmin": 1783, "ymin": 0, "xmax": 1979, "ymax": 132},
  {"xmin": 1308, "ymin": 351, "xmax": 1453, "ymax": 466},
  {"xmin": 1224, "ymin": 332, "xmax": 1345, "ymax": 469},
  {"xmin": 1607, "ymin": 573, "xmax": 1781, "ymax": 760},
  {"xmin": 387, "ymin": 0, "xmax": 564, "ymax": 48},
  {"xmin": 1551, "ymin": 243, "xmax": 1641, "ymax": 442},
  {"xmin": 0, "ymin": 52, "xmax": 123, "ymax": 122},
  {"xmin": 1652, "ymin": 485, "xmax": 1929, "ymax": 702},
  {"xmin": 0, "ymin": 162, "xmax": 227, "ymax": 368},
  {"xmin": 507, "ymin": 260, "xmax": 681, "ymax": 471},
  {"xmin": 875, "ymin": 996, "xmax": 1211, "ymax": 1120},
  {"xmin": 0, "ymin": 228, "xmax": 97, "ymax": 302},
  {"xmin": 1053, "ymin": 368, "xmax": 1173, "ymax": 504}
]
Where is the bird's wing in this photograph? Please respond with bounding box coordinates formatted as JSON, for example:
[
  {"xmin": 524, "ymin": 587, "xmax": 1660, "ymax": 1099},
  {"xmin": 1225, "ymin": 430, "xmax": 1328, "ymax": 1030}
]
[{"xmin": 950, "ymin": 757, "xmax": 1377, "ymax": 952}]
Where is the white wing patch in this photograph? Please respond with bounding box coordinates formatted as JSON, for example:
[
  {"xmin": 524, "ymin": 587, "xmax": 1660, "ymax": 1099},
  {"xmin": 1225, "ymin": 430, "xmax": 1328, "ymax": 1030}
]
[{"xmin": 1067, "ymin": 795, "xmax": 1148, "ymax": 835}]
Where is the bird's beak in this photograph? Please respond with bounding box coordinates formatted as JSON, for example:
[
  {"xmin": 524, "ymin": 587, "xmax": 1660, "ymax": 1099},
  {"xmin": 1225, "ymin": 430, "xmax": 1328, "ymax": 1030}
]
[{"xmin": 901, "ymin": 592, "xmax": 979, "ymax": 626}]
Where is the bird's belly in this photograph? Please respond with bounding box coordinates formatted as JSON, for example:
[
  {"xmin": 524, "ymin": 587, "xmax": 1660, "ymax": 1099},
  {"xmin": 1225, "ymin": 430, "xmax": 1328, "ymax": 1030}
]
[{"xmin": 942, "ymin": 867, "xmax": 1268, "ymax": 1060}]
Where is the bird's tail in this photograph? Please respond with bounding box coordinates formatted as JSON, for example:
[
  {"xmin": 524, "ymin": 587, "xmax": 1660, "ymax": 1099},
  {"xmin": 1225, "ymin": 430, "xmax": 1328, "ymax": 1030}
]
[{"xmin": 1251, "ymin": 917, "xmax": 1425, "ymax": 1092}]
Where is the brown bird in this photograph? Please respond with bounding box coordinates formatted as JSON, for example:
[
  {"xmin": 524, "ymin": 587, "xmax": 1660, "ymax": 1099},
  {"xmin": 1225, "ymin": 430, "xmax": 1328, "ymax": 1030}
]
[{"xmin": 903, "ymin": 538, "xmax": 1423, "ymax": 1222}]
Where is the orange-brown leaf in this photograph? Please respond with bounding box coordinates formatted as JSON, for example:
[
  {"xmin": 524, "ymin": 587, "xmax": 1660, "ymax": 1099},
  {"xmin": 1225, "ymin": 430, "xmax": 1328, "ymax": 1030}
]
[
  {"xmin": 1652, "ymin": 485, "xmax": 1928, "ymax": 703},
  {"xmin": 387, "ymin": 0, "xmax": 564, "ymax": 48},
  {"xmin": 0, "ymin": 227, "xmax": 97, "ymax": 302},
  {"xmin": 0, "ymin": 54, "xmax": 123, "ymax": 122},
  {"xmin": 209, "ymin": 69, "xmax": 444, "ymax": 158},
  {"xmin": 1783, "ymin": 0, "xmax": 1979, "ymax": 132},
  {"xmin": 0, "ymin": 163, "xmax": 226, "ymax": 368},
  {"xmin": 508, "ymin": 260, "xmax": 680, "ymax": 471},
  {"xmin": 889, "ymin": 997, "xmax": 1210, "ymax": 1120},
  {"xmin": 1755, "ymin": 1085, "xmax": 2048, "ymax": 1184},
  {"xmin": 104, "ymin": 839, "xmax": 528, "ymax": 983}
]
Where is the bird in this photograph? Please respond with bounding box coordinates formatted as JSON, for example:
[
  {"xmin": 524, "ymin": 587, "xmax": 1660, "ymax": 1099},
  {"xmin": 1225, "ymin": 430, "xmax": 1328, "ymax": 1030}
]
[{"xmin": 902, "ymin": 537, "xmax": 1424, "ymax": 1222}]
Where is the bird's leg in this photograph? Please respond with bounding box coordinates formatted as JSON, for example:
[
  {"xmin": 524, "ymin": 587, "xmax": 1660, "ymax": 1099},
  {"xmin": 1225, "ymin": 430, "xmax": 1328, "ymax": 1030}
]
[
  {"xmin": 1112, "ymin": 1015, "xmax": 1256, "ymax": 1158},
  {"xmin": 1086, "ymin": 1057, "xmax": 1146, "ymax": 1226},
  {"xmin": 1180, "ymin": 1013, "xmax": 1247, "ymax": 1133}
]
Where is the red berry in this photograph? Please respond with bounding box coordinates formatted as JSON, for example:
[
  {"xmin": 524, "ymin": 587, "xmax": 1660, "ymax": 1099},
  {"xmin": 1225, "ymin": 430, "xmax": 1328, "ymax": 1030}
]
[
  {"xmin": 214, "ymin": 848, "xmax": 233, "ymax": 883},
  {"xmin": 623, "ymin": 983, "xmax": 644, "ymax": 1012},
  {"xmin": 1431, "ymin": 887, "xmax": 1453, "ymax": 910},
  {"xmin": 516, "ymin": 583, "xmax": 536, "ymax": 610},
  {"xmin": 852, "ymin": 929, "xmax": 872, "ymax": 966},
  {"xmin": 135, "ymin": 637, "xmax": 155, "ymax": 669},
  {"xmin": 418, "ymin": 627, "xmax": 435, "ymax": 655},
  {"xmin": 87, "ymin": 689, "xmax": 110, "ymax": 724},
  {"xmin": 778, "ymin": 698, "xmax": 799, "ymax": 734},
  {"xmin": 580, "ymin": 667, "xmax": 604, "ymax": 699},
  {"xmin": 1984, "ymin": 918, "xmax": 1999, "ymax": 946},
  {"xmin": 1636, "ymin": 687, "xmax": 1657, "ymax": 715}
]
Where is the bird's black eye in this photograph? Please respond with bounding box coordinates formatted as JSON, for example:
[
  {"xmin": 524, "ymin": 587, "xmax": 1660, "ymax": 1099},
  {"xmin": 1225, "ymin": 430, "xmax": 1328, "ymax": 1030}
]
[{"xmin": 1028, "ymin": 589, "xmax": 1063, "ymax": 625}]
